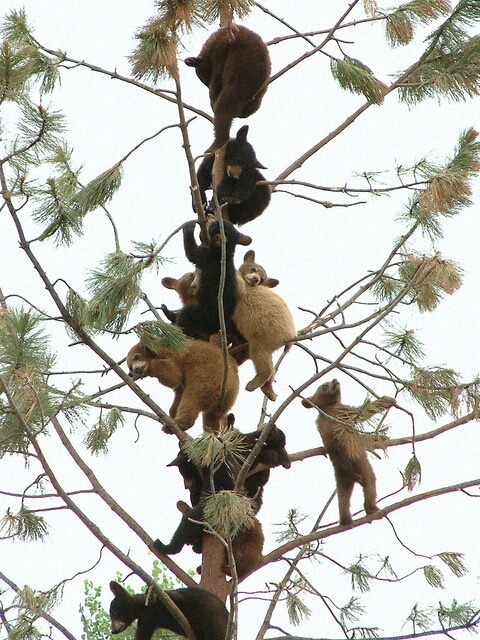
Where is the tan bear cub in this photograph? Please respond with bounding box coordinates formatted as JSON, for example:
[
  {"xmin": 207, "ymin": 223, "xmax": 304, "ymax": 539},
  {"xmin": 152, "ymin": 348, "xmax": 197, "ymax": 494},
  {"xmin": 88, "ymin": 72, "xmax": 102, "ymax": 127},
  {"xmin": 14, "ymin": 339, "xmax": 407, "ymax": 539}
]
[
  {"xmin": 302, "ymin": 379, "xmax": 396, "ymax": 525},
  {"xmin": 126, "ymin": 341, "xmax": 239, "ymax": 433},
  {"xmin": 233, "ymin": 250, "xmax": 296, "ymax": 401}
]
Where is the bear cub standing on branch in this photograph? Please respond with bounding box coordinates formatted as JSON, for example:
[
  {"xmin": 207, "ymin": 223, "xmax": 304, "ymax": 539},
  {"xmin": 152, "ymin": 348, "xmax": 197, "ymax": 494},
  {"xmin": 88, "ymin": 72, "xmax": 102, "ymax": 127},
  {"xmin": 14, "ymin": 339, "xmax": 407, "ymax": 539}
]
[
  {"xmin": 109, "ymin": 581, "xmax": 228, "ymax": 640},
  {"xmin": 185, "ymin": 24, "xmax": 271, "ymax": 153},
  {"xmin": 302, "ymin": 379, "xmax": 396, "ymax": 525},
  {"xmin": 196, "ymin": 125, "xmax": 271, "ymax": 226},
  {"xmin": 161, "ymin": 219, "xmax": 251, "ymax": 339},
  {"xmin": 126, "ymin": 340, "xmax": 239, "ymax": 433}
]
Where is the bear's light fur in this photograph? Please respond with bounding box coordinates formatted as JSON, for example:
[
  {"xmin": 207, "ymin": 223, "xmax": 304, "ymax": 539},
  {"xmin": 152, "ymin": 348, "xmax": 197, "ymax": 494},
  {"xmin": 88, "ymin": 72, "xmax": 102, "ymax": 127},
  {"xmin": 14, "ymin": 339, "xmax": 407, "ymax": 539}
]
[
  {"xmin": 302, "ymin": 379, "xmax": 396, "ymax": 525},
  {"xmin": 126, "ymin": 341, "xmax": 239, "ymax": 433},
  {"xmin": 233, "ymin": 251, "xmax": 296, "ymax": 401}
]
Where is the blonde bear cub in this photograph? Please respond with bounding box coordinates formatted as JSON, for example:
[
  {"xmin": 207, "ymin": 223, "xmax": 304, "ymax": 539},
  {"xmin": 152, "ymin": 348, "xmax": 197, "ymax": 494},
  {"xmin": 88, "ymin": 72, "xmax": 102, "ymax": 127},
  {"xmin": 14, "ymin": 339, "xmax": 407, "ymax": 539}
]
[{"xmin": 302, "ymin": 379, "xmax": 396, "ymax": 525}]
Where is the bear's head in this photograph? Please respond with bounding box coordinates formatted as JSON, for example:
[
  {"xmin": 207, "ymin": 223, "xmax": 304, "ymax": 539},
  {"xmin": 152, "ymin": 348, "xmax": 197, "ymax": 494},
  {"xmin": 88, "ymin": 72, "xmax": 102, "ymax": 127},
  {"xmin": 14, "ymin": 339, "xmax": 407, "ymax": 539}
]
[
  {"xmin": 126, "ymin": 342, "xmax": 155, "ymax": 379},
  {"xmin": 238, "ymin": 250, "xmax": 279, "ymax": 288},
  {"xmin": 109, "ymin": 581, "xmax": 137, "ymax": 634},
  {"xmin": 225, "ymin": 125, "xmax": 267, "ymax": 178},
  {"xmin": 302, "ymin": 379, "xmax": 342, "ymax": 410},
  {"xmin": 207, "ymin": 219, "xmax": 252, "ymax": 249},
  {"xmin": 162, "ymin": 271, "xmax": 199, "ymax": 306}
]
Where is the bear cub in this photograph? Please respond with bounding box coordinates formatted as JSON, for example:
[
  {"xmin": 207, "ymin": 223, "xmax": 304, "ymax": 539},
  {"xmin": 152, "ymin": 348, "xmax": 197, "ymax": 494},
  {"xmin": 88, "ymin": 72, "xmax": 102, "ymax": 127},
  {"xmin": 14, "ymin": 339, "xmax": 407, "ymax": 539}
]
[
  {"xmin": 126, "ymin": 340, "xmax": 239, "ymax": 433},
  {"xmin": 161, "ymin": 219, "xmax": 251, "ymax": 339},
  {"xmin": 109, "ymin": 581, "xmax": 228, "ymax": 640},
  {"xmin": 185, "ymin": 24, "xmax": 271, "ymax": 152},
  {"xmin": 196, "ymin": 125, "xmax": 271, "ymax": 226},
  {"xmin": 302, "ymin": 379, "xmax": 396, "ymax": 525}
]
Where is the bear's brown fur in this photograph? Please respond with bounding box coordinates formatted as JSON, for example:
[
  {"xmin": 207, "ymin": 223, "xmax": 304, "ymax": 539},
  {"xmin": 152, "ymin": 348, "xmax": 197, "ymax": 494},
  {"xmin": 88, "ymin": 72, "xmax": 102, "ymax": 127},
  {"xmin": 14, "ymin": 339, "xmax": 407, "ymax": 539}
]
[
  {"xmin": 160, "ymin": 251, "xmax": 295, "ymax": 401},
  {"xmin": 302, "ymin": 379, "xmax": 396, "ymax": 525},
  {"xmin": 156, "ymin": 500, "xmax": 264, "ymax": 580},
  {"xmin": 233, "ymin": 251, "xmax": 296, "ymax": 401},
  {"xmin": 185, "ymin": 24, "xmax": 271, "ymax": 153},
  {"xmin": 126, "ymin": 341, "xmax": 239, "ymax": 433}
]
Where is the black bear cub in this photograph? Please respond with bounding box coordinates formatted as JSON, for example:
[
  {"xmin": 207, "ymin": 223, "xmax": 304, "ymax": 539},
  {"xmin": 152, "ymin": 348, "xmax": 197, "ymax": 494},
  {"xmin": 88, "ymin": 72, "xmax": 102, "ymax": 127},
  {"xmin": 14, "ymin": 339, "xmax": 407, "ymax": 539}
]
[
  {"xmin": 161, "ymin": 219, "xmax": 251, "ymax": 338},
  {"xmin": 185, "ymin": 24, "xmax": 271, "ymax": 152},
  {"xmin": 109, "ymin": 581, "xmax": 228, "ymax": 640},
  {"xmin": 196, "ymin": 125, "xmax": 271, "ymax": 226}
]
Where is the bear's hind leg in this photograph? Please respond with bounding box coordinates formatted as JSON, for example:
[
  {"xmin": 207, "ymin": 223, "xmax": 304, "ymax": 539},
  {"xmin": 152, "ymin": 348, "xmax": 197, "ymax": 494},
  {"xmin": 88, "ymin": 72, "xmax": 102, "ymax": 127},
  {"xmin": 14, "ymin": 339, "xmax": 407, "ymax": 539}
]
[
  {"xmin": 334, "ymin": 471, "xmax": 355, "ymax": 526},
  {"xmin": 360, "ymin": 462, "xmax": 380, "ymax": 516},
  {"xmin": 245, "ymin": 347, "xmax": 275, "ymax": 398}
]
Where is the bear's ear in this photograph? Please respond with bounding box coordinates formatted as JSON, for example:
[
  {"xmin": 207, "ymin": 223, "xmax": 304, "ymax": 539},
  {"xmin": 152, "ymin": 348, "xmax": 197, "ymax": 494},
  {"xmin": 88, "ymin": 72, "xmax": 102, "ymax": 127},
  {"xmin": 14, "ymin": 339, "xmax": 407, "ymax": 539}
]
[
  {"xmin": 243, "ymin": 250, "xmax": 255, "ymax": 264},
  {"xmin": 110, "ymin": 581, "xmax": 128, "ymax": 597},
  {"xmin": 162, "ymin": 277, "xmax": 177, "ymax": 290},
  {"xmin": 267, "ymin": 278, "xmax": 279, "ymax": 288},
  {"xmin": 184, "ymin": 56, "xmax": 201, "ymax": 67},
  {"xmin": 254, "ymin": 159, "xmax": 268, "ymax": 170},
  {"xmin": 237, "ymin": 231, "xmax": 253, "ymax": 246},
  {"xmin": 236, "ymin": 125, "xmax": 249, "ymax": 142},
  {"xmin": 177, "ymin": 500, "xmax": 192, "ymax": 515}
]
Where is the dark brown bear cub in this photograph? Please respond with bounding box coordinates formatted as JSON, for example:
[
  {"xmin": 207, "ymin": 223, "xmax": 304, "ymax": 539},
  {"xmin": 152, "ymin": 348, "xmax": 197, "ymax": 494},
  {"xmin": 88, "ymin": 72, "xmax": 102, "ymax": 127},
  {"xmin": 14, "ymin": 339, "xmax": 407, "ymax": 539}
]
[
  {"xmin": 196, "ymin": 125, "xmax": 271, "ymax": 226},
  {"xmin": 109, "ymin": 581, "xmax": 228, "ymax": 640},
  {"xmin": 302, "ymin": 379, "xmax": 396, "ymax": 525},
  {"xmin": 185, "ymin": 24, "xmax": 271, "ymax": 152},
  {"xmin": 161, "ymin": 219, "xmax": 251, "ymax": 339}
]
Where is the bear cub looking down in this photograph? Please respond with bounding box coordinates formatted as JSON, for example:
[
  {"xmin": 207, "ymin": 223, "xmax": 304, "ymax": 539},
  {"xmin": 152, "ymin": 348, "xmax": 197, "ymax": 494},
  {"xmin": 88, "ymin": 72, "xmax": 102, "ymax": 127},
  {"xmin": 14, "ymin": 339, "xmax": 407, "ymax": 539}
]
[
  {"xmin": 196, "ymin": 125, "xmax": 271, "ymax": 226},
  {"xmin": 109, "ymin": 581, "xmax": 228, "ymax": 640},
  {"xmin": 185, "ymin": 24, "xmax": 271, "ymax": 153},
  {"xmin": 302, "ymin": 379, "xmax": 396, "ymax": 525},
  {"xmin": 126, "ymin": 340, "xmax": 239, "ymax": 433}
]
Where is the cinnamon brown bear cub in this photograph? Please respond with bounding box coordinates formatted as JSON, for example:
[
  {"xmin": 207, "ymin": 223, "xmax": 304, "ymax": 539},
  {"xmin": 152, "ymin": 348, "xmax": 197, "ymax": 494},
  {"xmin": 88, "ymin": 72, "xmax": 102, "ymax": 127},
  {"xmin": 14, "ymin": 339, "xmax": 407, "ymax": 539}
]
[
  {"xmin": 154, "ymin": 502, "xmax": 264, "ymax": 579},
  {"xmin": 185, "ymin": 24, "xmax": 271, "ymax": 152},
  {"xmin": 109, "ymin": 581, "xmax": 228, "ymax": 640},
  {"xmin": 126, "ymin": 340, "xmax": 239, "ymax": 433},
  {"xmin": 302, "ymin": 379, "xmax": 396, "ymax": 525},
  {"xmin": 161, "ymin": 219, "xmax": 251, "ymax": 339},
  {"xmin": 196, "ymin": 125, "xmax": 271, "ymax": 225}
]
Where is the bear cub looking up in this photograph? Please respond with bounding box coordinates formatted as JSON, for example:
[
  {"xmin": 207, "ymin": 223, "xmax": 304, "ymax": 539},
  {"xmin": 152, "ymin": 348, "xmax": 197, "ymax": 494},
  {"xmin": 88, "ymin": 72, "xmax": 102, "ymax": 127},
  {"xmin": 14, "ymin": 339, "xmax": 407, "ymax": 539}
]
[
  {"xmin": 161, "ymin": 219, "xmax": 251, "ymax": 339},
  {"xmin": 109, "ymin": 581, "xmax": 228, "ymax": 640},
  {"xmin": 302, "ymin": 379, "xmax": 396, "ymax": 525},
  {"xmin": 196, "ymin": 125, "xmax": 271, "ymax": 226}
]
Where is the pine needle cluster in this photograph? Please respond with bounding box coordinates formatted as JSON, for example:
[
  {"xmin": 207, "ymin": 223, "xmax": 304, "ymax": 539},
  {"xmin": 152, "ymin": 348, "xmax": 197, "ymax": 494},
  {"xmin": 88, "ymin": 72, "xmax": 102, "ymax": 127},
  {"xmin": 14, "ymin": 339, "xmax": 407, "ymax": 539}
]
[
  {"xmin": 384, "ymin": 0, "xmax": 451, "ymax": 47},
  {"xmin": 83, "ymin": 408, "xmax": 125, "ymax": 455},
  {"xmin": 129, "ymin": 17, "xmax": 180, "ymax": 82},
  {"xmin": 330, "ymin": 56, "xmax": 386, "ymax": 104},
  {"xmin": 399, "ymin": 0, "xmax": 480, "ymax": 103},
  {"xmin": 83, "ymin": 244, "xmax": 166, "ymax": 333},
  {"xmin": 398, "ymin": 252, "xmax": 462, "ymax": 312},
  {"xmin": 202, "ymin": 490, "xmax": 255, "ymax": 538},
  {"xmin": 0, "ymin": 308, "xmax": 56, "ymax": 453},
  {"xmin": 286, "ymin": 583, "xmax": 312, "ymax": 626},
  {"xmin": 1, "ymin": 506, "xmax": 49, "ymax": 542},
  {"xmin": 33, "ymin": 145, "xmax": 83, "ymax": 245},
  {"xmin": 406, "ymin": 364, "xmax": 460, "ymax": 419},
  {"xmin": 134, "ymin": 320, "xmax": 189, "ymax": 354},
  {"xmin": 182, "ymin": 426, "xmax": 248, "ymax": 471}
]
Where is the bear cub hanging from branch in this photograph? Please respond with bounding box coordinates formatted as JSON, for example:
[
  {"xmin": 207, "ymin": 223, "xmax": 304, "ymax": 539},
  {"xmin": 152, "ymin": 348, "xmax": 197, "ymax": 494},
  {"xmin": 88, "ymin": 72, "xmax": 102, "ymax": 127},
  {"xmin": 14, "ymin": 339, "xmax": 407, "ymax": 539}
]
[
  {"xmin": 196, "ymin": 125, "xmax": 271, "ymax": 225},
  {"xmin": 302, "ymin": 379, "xmax": 396, "ymax": 525},
  {"xmin": 185, "ymin": 24, "xmax": 271, "ymax": 153},
  {"xmin": 161, "ymin": 219, "xmax": 251, "ymax": 339}
]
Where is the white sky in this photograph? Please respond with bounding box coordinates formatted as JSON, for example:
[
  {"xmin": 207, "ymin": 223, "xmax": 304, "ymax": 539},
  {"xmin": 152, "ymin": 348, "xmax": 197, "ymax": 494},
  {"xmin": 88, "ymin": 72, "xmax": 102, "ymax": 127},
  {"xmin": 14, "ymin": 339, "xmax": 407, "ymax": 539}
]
[{"xmin": 1, "ymin": 2, "xmax": 479, "ymax": 638}]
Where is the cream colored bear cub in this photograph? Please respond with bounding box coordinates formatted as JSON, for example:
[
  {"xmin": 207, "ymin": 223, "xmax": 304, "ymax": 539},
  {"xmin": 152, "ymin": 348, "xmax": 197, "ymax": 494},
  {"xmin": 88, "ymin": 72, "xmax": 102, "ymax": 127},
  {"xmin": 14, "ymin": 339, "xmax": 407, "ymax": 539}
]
[
  {"xmin": 127, "ymin": 341, "xmax": 239, "ymax": 433},
  {"xmin": 302, "ymin": 379, "xmax": 396, "ymax": 525},
  {"xmin": 233, "ymin": 250, "xmax": 296, "ymax": 401}
]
